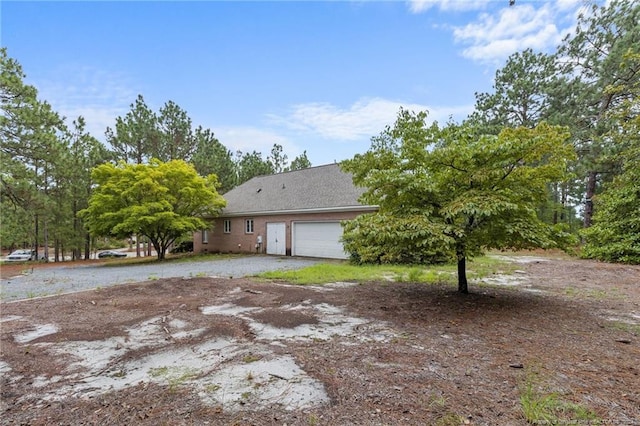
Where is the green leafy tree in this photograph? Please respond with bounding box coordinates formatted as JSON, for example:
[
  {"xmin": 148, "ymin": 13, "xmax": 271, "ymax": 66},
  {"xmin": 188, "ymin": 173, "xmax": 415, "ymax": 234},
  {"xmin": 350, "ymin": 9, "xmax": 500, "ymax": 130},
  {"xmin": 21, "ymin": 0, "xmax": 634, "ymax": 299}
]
[
  {"xmin": 154, "ymin": 100, "xmax": 195, "ymax": 161},
  {"xmin": 192, "ymin": 126, "xmax": 236, "ymax": 193},
  {"xmin": 555, "ymin": 0, "xmax": 640, "ymax": 227},
  {"xmin": 287, "ymin": 150, "xmax": 312, "ymax": 171},
  {"xmin": 79, "ymin": 159, "xmax": 226, "ymax": 260},
  {"xmin": 471, "ymin": 48, "xmax": 558, "ymax": 131},
  {"xmin": 342, "ymin": 109, "xmax": 576, "ymax": 293},
  {"xmin": 1, "ymin": 48, "xmax": 66, "ymax": 257},
  {"xmin": 235, "ymin": 150, "xmax": 274, "ymax": 185},
  {"xmin": 0, "ymin": 201, "xmax": 32, "ymax": 250},
  {"xmin": 581, "ymin": 51, "xmax": 640, "ymax": 263},
  {"xmin": 470, "ymin": 49, "xmax": 581, "ymax": 229},
  {"xmin": 105, "ymin": 94, "xmax": 157, "ymax": 164},
  {"xmin": 268, "ymin": 143, "xmax": 288, "ymax": 173},
  {"xmin": 65, "ymin": 117, "xmax": 111, "ymax": 259}
]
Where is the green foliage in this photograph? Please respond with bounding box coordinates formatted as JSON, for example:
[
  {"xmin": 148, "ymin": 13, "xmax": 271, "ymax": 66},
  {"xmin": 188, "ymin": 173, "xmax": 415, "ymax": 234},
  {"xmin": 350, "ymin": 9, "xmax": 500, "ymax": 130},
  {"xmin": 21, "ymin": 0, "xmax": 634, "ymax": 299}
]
[
  {"xmin": 471, "ymin": 48, "xmax": 559, "ymax": 131},
  {"xmin": 341, "ymin": 109, "xmax": 576, "ymax": 292},
  {"xmin": 555, "ymin": 0, "xmax": 640, "ymax": 227},
  {"xmin": 155, "ymin": 100, "xmax": 196, "ymax": 161},
  {"xmin": 0, "ymin": 49, "xmax": 303, "ymax": 259},
  {"xmin": 1, "ymin": 47, "xmax": 86, "ymax": 259},
  {"xmin": 268, "ymin": 143, "xmax": 288, "ymax": 174},
  {"xmin": 342, "ymin": 213, "xmax": 455, "ymax": 265},
  {"xmin": 79, "ymin": 159, "xmax": 226, "ymax": 260},
  {"xmin": 581, "ymin": 172, "xmax": 640, "ymax": 263},
  {"xmin": 520, "ymin": 372, "xmax": 599, "ymax": 424},
  {"xmin": 235, "ymin": 150, "xmax": 275, "ymax": 185},
  {"xmin": 0, "ymin": 201, "xmax": 32, "ymax": 249},
  {"xmin": 581, "ymin": 51, "xmax": 640, "ymax": 264},
  {"xmin": 105, "ymin": 94, "xmax": 157, "ymax": 164},
  {"xmin": 256, "ymin": 255, "xmax": 511, "ymax": 285},
  {"xmin": 288, "ymin": 150, "xmax": 312, "ymax": 171},
  {"xmin": 191, "ymin": 127, "xmax": 236, "ymax": 193}
]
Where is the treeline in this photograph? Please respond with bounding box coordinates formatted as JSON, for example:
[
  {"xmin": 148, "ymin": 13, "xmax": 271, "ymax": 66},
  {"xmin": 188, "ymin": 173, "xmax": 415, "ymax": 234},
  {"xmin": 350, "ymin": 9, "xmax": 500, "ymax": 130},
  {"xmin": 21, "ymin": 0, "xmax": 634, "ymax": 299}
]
[
  {"xmin": 468, "ymin": 0, "xmax": 639, "ymax": 263},
  {"xmin": 104, "ymin": 94, "xmax": 311, "ymax": 193},
  {"xmin": 0, "ymin": 48, "xmax": 310, "ymax": 259},
  {"xmin": 1, "ymin": 0, "xmax": 638, "ymax": 264}
]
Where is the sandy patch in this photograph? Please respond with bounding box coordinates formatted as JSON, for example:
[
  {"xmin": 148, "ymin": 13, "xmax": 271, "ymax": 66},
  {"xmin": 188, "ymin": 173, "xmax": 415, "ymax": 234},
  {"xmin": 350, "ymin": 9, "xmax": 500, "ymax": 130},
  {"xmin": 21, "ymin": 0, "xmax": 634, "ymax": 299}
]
[{"xmin": 8, "ymin": 291, "xmax": 395, "ymax": 414}]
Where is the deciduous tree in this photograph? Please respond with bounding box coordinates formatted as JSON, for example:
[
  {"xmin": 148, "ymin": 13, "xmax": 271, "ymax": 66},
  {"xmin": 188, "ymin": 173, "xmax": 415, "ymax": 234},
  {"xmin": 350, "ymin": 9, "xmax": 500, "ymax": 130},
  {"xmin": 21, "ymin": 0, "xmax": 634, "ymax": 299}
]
[
  {"xmin": 342, "ymin": 109, "xmax": 576, "ymax": 293},
  {"xmin": 79, "ymin": 159, "xmax": 226, "ymax": 260}
]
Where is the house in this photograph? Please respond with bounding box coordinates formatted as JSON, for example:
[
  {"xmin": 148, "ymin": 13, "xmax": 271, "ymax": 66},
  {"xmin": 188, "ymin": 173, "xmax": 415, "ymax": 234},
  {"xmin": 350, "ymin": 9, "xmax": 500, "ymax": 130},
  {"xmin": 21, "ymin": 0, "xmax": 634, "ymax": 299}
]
[{"xmin": 193, "ymin": 163, "xmax": 377, "ymax": 259}]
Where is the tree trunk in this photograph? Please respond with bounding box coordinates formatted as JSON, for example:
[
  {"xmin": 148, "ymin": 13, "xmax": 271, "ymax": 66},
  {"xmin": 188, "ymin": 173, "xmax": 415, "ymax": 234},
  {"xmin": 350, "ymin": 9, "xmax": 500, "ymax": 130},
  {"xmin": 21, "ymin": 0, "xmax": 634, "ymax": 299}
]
[
  {"xmin": 457, "ymin": 252, "xmax": 468, "ymax": 294},
  {"xmin": 43, "ymin": 216, "xmax": 49, "ymax": 262},
  {"xmin": 583, "ymin": 171, "xmax": 597, "ymax": 228},
  {"xmin": 34, "ymin": 213, "xmax": 39, "ymax": 261},
  {"xmin": 136, "ymin": 235, "xmax": 141, "ymax": 257},
  {"xmin": 552, "ymin": 182, "xmax": 559, "ymax": 225},
  {"xmin": 560, "ymin": 182, "xmax": 567, "ymax": 223},
  {"xmin": 84, "ymin": 234, "xmax": 91, "ymax": 260}
]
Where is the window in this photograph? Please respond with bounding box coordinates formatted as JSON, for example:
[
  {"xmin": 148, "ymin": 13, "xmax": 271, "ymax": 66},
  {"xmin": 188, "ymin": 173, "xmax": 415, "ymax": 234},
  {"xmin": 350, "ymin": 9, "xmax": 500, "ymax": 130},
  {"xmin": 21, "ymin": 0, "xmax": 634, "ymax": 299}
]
[
  {"xmin": 245, "ymin": 219, "xmax": 254, "ymax": 234},
  {"xmin": 223, "ymin": 220, "xmax": 231, "ymax": 234},
  {"xmin": 202, "ymin": 229, "xmax": 209, "ymax": 244}
]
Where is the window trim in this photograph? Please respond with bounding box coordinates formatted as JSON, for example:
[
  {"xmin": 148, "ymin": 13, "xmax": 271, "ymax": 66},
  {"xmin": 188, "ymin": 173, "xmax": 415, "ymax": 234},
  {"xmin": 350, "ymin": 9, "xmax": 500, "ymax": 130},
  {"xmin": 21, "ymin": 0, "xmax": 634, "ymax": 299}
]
[
  {"xmin": 202, "ymin": 229, "xmax": 209, "ymax": 244},
  {"xmin": 223, "ymin": 219, "xmax": 231, "ymax": 234},
  {"xmin": 245, "ymin": 219, "xmax": 254, "ymax": 234}
]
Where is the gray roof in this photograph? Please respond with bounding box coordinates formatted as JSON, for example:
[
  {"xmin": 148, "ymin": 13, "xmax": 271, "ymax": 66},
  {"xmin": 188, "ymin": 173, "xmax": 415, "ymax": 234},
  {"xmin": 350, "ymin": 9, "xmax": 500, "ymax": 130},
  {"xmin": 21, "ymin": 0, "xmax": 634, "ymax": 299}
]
[{"xmin": 221, "ymin": 163, "xmax": 374, "ymax": 216}]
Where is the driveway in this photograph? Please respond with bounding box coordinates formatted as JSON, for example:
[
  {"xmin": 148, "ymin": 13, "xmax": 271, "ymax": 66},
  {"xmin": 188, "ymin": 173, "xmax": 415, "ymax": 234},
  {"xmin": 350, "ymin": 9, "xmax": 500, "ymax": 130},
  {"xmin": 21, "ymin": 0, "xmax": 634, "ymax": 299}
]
[{"xmin": 0, "ymin": 255, "xmax": 321, "ymax": 302}]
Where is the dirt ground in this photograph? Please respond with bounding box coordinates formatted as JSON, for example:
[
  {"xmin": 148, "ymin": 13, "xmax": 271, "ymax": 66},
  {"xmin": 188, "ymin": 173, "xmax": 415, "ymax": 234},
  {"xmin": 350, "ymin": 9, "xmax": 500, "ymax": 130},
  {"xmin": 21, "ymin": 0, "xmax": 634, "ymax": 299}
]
[{"xmin": 1, "ymin": 254, "xmax": 639, "ymax": 425}]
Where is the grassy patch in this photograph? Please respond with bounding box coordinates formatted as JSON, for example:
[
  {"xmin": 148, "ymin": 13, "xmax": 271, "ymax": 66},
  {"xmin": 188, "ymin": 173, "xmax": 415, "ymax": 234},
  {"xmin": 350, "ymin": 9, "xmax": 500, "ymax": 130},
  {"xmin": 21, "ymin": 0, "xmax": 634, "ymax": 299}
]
[
  {"xmin": 520, "ymin": 371, "xmax": 600, "ymax": 424},
  {"xmin": 148, "ymin": 366, "xmax": 198, "ymax": 392},
  {"xmin": 605, "ymin": 320, "xmax": 640, "ymax": 335},
  {"xmin": 564, "ymin": 287, "xmax": 622, "ymax": 300},
  {"xmin": 242, "ymin": 353, "xmax": 262, "ymax": 363},
  {"xmin": 256, "ymin": 256, "xmax": 514, "ymax": 285},
  {"xmin": 435, "ymin": 413, "xmax": 464, "ymax": 426}
]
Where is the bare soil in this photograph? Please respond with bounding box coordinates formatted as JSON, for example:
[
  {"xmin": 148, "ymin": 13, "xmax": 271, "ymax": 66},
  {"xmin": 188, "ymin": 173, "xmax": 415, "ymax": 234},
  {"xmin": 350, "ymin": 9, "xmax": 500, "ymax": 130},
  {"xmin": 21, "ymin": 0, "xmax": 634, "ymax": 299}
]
[{"xmin": 1, "ymin": 254, "xmax": 639, "ymax": 425}]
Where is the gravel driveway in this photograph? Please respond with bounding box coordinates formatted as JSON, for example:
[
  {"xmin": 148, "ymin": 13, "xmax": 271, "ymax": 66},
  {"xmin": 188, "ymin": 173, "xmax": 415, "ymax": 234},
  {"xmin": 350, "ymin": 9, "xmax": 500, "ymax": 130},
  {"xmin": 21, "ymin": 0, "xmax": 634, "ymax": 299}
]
[{"xmin": 0, "ymin": 255, "xmax": 321, "ymax": 302}]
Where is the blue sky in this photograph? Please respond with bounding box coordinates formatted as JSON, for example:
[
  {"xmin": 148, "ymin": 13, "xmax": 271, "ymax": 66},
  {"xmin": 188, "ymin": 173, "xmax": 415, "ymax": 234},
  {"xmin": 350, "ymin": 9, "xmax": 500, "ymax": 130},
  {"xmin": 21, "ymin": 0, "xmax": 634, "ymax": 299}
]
[{"xmin": 2, "ymin": 0, "xmax": 588, "ymax": 166}]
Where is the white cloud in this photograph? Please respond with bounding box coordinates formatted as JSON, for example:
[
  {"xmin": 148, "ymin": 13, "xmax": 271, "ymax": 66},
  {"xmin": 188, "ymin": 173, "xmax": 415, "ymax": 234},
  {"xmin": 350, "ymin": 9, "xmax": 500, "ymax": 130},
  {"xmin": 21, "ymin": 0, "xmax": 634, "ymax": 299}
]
[
  {"xmin": 408, "ymin": 0, "xmax": 488, "ymax": 13},
  {"xmin": 214, "ymin": 126, "xmax": 302, "ymax": 159},
  {"xmin": 410, "ymin": 1, "xmax": 586, "ymax": 65},
  {"xmin": 267, "ymin": 97, "xmax": 472, "ymax": 141},
  {"xmin": 31, "ymin": 65, "xmax": 137, "ymax": 140},
  {"xmin": 452, "ymin": 3, "xmax": 568, "ymax": 63}
]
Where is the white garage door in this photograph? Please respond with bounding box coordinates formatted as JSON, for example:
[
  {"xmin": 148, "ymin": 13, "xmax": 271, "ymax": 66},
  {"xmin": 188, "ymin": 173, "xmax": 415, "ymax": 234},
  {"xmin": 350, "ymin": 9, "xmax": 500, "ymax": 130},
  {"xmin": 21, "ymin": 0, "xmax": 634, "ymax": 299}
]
[{"xmin": 292, "ymin": 221, "xmax": 347, "ymax": 259}]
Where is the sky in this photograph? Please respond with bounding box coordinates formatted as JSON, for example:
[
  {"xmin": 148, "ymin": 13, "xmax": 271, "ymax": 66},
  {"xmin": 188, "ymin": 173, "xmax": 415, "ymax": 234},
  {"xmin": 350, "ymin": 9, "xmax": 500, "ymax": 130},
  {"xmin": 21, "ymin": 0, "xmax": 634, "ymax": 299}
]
[{"xmin": 2, "ymin": 0, "xmax": 590, "ymax": 166}]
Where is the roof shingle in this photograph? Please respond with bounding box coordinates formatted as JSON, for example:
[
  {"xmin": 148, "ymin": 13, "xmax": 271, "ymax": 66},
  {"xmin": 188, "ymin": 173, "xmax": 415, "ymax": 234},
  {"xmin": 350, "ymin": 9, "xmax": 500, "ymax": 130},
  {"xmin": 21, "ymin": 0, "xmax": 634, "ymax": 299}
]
[{"xmin": 220, "ymin": 163, "xmax": 371, "ymax": 215}]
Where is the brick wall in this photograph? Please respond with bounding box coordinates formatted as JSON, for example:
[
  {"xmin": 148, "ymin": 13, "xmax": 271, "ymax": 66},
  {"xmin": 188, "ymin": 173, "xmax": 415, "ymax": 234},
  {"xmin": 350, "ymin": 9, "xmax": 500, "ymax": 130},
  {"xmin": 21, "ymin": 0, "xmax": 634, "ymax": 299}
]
[{"xmin": 193, "ymin": 210, "xmax": 370, "ymax": 256}]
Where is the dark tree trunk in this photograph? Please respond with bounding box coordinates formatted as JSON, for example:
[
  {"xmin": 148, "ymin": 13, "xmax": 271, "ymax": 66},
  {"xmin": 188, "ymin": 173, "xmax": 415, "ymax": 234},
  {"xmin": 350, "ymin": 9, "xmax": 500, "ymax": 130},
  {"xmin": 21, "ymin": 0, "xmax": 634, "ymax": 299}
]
[
  {"xmin": 84, "ymin": 234, "xmax": 91, "ymax": 260},
  {"xmin": 583, "ymin": 171, "xmax": 597, "ymax": 228},
  {"xmin": 553, "ymin": 182, "xmax": 559, "ymax": 225},
  {"xmin": 457, "ymin": 252, "xmax": 468, "ymax": 294},
  {"xmin": 560, "ymin": 183, "xmax": 568, "ymax": 223}
]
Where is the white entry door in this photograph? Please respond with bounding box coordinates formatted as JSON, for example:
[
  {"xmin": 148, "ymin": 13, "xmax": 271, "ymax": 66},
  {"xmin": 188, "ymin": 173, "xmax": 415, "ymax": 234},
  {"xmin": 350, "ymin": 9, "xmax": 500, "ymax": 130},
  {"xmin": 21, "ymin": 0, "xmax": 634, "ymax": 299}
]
[{"xmin": 266, "ymin": 222, "xmax": 286, "ymax": 255}]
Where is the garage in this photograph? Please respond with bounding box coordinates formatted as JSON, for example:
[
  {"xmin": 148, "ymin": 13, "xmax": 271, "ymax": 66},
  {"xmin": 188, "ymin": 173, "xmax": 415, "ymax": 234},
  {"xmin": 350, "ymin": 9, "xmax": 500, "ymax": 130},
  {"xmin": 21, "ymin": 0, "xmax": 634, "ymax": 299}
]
[{"xmin": 292, "ymin": 221, "xmax": 348, "ymax": 259}]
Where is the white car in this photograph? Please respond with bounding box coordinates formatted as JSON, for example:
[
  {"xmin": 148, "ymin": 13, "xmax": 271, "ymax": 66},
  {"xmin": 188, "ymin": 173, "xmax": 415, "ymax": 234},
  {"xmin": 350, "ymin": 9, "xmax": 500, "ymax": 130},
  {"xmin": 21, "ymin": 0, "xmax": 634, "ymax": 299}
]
[{"xmin": 6, "ymin": 249, "xmax": 36, "ymax": 262}]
